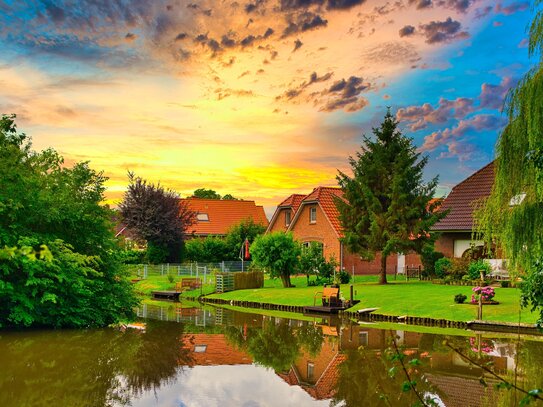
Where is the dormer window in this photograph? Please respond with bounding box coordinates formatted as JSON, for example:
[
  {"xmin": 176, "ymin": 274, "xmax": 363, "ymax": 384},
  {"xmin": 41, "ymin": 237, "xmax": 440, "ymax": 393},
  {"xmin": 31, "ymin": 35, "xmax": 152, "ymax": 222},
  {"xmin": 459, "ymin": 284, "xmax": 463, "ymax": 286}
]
[
  {"xmin": 310, "ymin": 206, "xmax": 317, "ymax": 223},
  {"xmin": 197, "ymin": 213, "xmax": 209, "ymax": 221},
  {"xmin": 285, "ymin": 210, "xmax": 291, "ymax": 226}
]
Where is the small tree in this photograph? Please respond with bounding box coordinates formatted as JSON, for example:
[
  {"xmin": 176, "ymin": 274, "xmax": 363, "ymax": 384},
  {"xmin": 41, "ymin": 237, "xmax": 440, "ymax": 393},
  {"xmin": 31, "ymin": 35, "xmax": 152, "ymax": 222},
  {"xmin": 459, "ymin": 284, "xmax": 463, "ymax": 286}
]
[
  {"xmin": 193, "ymin": 188, "xmax": 222, "ymax": 199},
  {"xmin": 251, "ymin": 232, "xmax": 301, "ymax": 287},
  {"xmin": 119, "ymin": 173, "xmax": 195, "ymax": 263},
  {"xmin": 225, "ymin": 219, "xmax": 266, "ymax": 260},
  {"xmin": 299, "ymin": 242, "xmax": 336, "ymax": 285},
  {"xmin": 337, "ymin": 110, "xmax": 445, "ymax": 284}
]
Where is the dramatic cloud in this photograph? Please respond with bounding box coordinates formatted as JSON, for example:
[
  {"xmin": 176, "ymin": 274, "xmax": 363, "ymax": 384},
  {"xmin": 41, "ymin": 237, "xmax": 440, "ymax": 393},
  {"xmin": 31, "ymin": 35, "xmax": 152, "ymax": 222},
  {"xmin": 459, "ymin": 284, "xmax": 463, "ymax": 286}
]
[
  {"xmin": 318, "ymin": 76, "xmax": 370, "ymax": 112},
  {"xmin": 280, "ymin": 0, "xmax": 366, "ymax": 10},
  {"xmin": 399, "ymin": 25, "xmax": 416, "ymax": 37},
  {"xmin": 397, "ymin": 97, "xmax": 475, "ymax": 131},
  {"xmin": 436, "ymin": 0, "xmax": 476, "ymax": 13},
  {"xmin": 479, "ymin": 76, "xmax": 517, "ymax": 109},
  {"xmin": 409, "ymin": 0, "xmax": 433, "ymax": 10},
  {"xmin": 293, "ymin": 38, "xmax": 303, "ymax": 51},
  {"xmin": 419, "ymin": 17, "xmax": 469, "ymax": 44},
  {"xmin": 282, "ymin": 12, "xmax": 328, "ymax": 37}
]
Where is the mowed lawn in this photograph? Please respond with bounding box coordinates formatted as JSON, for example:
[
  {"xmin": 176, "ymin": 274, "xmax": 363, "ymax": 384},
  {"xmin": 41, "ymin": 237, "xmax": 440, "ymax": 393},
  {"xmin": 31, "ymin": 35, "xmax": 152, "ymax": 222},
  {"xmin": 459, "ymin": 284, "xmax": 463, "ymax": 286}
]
[{"xmin": 207, "ymin": 279, "xmax": 538, "ymax": 324}]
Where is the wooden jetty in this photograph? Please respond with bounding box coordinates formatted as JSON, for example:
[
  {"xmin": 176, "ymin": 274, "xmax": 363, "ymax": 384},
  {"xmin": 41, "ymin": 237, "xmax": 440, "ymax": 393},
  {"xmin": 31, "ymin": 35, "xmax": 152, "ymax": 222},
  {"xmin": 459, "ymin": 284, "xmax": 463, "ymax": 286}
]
[{"xmin": 151, "ymin": 290, "xmax": 181, "ymax": 301}]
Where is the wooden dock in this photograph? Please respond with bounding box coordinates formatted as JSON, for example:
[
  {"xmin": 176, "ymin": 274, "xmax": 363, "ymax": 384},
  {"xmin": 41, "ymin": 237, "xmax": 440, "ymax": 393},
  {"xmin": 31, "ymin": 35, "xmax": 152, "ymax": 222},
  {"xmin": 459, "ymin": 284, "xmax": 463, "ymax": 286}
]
[
  {"xmin": 302, "ymin": 305, "xmax": 348, "ymax": 314},
  {"xmin": 151, "ymin": 290, "xmax": 181, "ymax": 301}
]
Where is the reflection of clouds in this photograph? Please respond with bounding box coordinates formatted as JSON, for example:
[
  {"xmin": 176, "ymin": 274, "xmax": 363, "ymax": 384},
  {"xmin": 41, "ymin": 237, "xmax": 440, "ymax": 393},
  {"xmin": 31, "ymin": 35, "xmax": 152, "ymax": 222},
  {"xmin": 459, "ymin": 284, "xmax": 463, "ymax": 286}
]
[{"xmin": 125, "ymin": 365, "xmax": 330, "ymax": 407}]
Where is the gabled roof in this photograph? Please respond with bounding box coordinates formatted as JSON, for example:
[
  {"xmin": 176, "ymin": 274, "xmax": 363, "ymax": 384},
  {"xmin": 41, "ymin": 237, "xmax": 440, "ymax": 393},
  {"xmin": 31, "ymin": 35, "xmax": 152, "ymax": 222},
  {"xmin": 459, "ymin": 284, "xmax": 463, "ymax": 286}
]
[
  {"xmin": 182, "ymin": 198, "xmax": 269, "ymax": 236},
  {"xmin": 433, "ymin": 161, "xmax": 495, "ymax": 231},
  {"xmin": 278, "ymin": 194, "xmax": 306, "ymax": 213},
  {"xmin": 288, "ymin": 187, "xmax": 345, "ymax": 237}
]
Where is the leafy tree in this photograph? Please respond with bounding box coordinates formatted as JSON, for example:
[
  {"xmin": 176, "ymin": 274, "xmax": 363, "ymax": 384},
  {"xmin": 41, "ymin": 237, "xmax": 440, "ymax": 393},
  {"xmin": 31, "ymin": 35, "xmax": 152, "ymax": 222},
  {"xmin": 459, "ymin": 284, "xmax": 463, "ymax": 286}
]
[
  {"xmin": 0, "ymin": 115, "xmax": 138, "ymax": 328},
  {"xmin": 119, "ymin": 173, "xmax": 195, "ymax": 263},
  {"xmin": 299, "ymin": 242, "xmax": 337, "ymax": 285},
  {"xmin": 251, "ymin": 232, "xmax": 300, "ymax": 287},
  {"xmin": 224, "ymin": 218, "xmax": 266, "ymax": 260},
  {"xmin": 337, "ymin": 110, "xmax": 444, "ymax": 284},
  {"xmin": 477, "ymin": 2, "xmax": 543, "ymax": 323},
  {"xmin": 192, "ymin": 188, "xmax": 222, "ymax": 199},
  {"xmin": 222, "ymin": 194, "xmax": 238, "ymax": 200}
]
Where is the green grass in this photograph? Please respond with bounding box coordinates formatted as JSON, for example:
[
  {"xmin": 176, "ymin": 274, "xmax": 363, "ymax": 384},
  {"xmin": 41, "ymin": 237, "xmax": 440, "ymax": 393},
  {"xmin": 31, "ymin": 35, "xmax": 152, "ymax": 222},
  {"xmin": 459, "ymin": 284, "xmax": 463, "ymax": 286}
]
[{"xmin": 207, "ymin": 279, "xmax": 538, "ymax": 324}]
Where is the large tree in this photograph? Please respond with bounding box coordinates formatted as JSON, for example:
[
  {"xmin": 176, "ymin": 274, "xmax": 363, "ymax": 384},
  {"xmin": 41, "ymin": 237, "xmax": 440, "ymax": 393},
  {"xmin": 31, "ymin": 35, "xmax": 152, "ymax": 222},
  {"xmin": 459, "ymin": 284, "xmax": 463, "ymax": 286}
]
[
  {"xmin": 337, "ymin": 110, "xmax": 444, "ymax": 284},
  {"xmin": 477, "ymin": 2, "xmax": 543, "ymax": 324},
  {"xmin": 224, "ymin": 218, "xmax": 266, "ymax": 260},
  {"xmin": 119, "ymin": 173, "xmax": 195, "ymax": 263},
  {"xmin": 0, "ymin": 114, "xmax": 138, "ymax": 328}
]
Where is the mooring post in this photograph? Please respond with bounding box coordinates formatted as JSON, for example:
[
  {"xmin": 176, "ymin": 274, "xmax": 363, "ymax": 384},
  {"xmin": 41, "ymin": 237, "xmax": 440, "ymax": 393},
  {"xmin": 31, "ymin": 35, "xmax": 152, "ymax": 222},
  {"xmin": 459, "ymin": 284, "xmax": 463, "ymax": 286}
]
[{"xmin": 350, "ymin": 284, "xmax": 354, "ymax": 303}]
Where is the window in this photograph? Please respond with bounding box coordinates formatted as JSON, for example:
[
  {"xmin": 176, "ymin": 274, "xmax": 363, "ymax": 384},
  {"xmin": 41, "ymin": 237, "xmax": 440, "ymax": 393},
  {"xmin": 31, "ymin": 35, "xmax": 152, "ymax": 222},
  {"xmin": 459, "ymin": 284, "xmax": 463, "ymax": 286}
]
[
  {"xmin": 307, "ymin": 362, "xmax": 315, "ymax": 380},
  {"xmin": 285, "ymin": 210, "xmax": 291, "ymax": 226},
  {"xmin": 194, "ymin": 345, "xmax": 207, "ymax": 353},
  {"xmin": 359, "ymin": 332, "xmax": 368, "ymax": 346},
  {"xmin": 509, "ymin": 192, "xmax": 526, "ymax": 206},
  {"xmin": 196, "ymin": 213, "xmax": 209, "ymax": 221},
  {"xmin": 309, "ymin": 206, "xmax": 317, "ymax": 223}
]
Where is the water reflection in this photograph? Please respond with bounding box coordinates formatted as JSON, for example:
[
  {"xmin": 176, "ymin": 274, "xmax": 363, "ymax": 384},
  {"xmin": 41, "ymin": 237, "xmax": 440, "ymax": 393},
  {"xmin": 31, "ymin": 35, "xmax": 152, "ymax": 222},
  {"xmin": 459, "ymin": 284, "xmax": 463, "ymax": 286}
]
[{"xmin": 1, "ymin": 302, "xmax": 543, "ymax": 406}]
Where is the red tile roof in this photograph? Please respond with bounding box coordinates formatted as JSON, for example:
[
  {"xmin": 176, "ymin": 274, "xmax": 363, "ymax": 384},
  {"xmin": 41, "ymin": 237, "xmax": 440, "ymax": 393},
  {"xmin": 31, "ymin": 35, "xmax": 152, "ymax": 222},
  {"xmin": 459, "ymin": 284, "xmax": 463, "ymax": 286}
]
[
  {"xmin": 182, "ymin": 334, "xmax": 253, "ymax": 366},
  {"xmin": 425, "ymin": 374, "xmax": 498, "ymax": 407},
  {"xmin": 181, "ymin": 198, "xmax": 269, "ymax": 236},
  {"xmin": 278, "ymin": 194, "xmax": 306, "ymax": 213},
  {"xmin": 433, "ymin": 162, "xmax": 495, "ymax": 231}
]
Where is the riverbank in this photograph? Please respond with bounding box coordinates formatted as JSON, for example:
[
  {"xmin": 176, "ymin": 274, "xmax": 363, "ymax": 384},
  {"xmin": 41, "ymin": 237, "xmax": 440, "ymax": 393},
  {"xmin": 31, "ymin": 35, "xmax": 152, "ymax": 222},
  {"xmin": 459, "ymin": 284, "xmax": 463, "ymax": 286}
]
[{"xmin": 133, "ymin": 275, "xmax": 539, "ymax": 325}]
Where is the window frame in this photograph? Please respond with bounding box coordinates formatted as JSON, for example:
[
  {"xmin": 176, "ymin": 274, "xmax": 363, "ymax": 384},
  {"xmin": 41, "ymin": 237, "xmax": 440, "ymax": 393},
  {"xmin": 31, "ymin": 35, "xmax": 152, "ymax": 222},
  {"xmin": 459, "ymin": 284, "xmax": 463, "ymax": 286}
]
[{"xmin": 309, "ymin": 206, "xmax": 317, "ymax": 223}]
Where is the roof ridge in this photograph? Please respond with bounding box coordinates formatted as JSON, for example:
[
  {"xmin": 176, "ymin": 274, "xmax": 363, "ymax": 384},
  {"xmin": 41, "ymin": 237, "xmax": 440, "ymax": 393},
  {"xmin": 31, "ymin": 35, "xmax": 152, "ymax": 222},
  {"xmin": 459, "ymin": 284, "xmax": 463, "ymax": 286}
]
[{"xmin": 450, "ymin": 161, "xmax": 494, "ymax": 192}]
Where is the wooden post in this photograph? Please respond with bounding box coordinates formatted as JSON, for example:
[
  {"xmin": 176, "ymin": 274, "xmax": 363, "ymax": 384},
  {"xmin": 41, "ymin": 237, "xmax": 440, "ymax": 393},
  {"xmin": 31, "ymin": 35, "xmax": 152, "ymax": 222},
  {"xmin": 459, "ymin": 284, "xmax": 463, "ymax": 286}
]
[{"xmin": 350, "ymin": 285, "xmax": 354, "ymax": 304}]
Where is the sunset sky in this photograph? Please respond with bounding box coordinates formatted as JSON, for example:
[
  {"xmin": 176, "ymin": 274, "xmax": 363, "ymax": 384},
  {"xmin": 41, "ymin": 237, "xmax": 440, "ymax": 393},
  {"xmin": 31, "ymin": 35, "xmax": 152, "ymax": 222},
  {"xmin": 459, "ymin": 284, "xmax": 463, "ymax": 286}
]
[{"xmin": 0, "ymin": 0, "xmax": 534, "ymax": 217}]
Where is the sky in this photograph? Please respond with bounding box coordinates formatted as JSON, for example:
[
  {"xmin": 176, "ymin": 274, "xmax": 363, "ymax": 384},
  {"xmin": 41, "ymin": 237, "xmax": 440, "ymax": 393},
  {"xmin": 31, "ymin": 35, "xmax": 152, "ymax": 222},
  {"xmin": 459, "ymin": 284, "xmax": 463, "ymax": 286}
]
[{"xmin": 0, "ymin": 0, "xmax": 535, "ymax": 218}]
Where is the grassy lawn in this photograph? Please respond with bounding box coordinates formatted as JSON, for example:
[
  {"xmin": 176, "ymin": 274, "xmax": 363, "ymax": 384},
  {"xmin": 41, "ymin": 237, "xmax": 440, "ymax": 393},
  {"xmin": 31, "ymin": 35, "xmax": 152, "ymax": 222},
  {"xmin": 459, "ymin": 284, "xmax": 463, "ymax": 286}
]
[{"xmin": 207, "ymin": 279, "xmax": 538, "ymax": 324}]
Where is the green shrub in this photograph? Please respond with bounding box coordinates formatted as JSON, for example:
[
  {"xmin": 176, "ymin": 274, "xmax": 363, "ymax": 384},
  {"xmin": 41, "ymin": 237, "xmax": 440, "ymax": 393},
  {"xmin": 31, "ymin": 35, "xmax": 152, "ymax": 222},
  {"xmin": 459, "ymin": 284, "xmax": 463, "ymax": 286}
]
[
  {"xmin": 167, "ymin": 273, "xmax": 175, "ymax": 283},
  {"xmin": 146, "ymin": 241, "xmax": 168, "ymax": 264},
  {"xmin": 119, "ymin": 249, "xmax": 146, "ymax": 264},
  {"xmin": 454, "ymin": 293, "xmax": 467, "ymax": 304},
  {"xmin": 449, "ymin": 257, "xmax": 470, "ymax": 279},
  {"xmin": 337, "ymin": 270, "xmax": 351, "ymax": 284},
  {"xmin": 501, "ymin": 280, "xmax": 510, "ymax": 288},
  {"xmin": 435, "ymin": 258, "xmax": 452, "ymax": 278},
  {"xmin": 468, "ymin": 259, "xmax": 492, "ymax": 280},
  {"xmin": 421, "ymin": 245, "xmax": 444, "ymax": 277}
]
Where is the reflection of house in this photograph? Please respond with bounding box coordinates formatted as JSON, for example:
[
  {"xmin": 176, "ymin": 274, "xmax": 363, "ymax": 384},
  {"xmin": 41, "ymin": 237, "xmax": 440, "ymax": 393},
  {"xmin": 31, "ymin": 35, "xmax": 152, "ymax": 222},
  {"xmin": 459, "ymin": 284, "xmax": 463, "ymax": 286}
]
[
  {"xmin": 433, "ymin": 162, "xmax": 495, "ymax": 258},
  {"xmin": 277, "ymin": 335, "xmax": 345, "ymax": 400},
  {"xmin": 267, "ymin": 187, "xmax": 421, "ymax": 274},
  {"xmin": 182, "ymin": 334, "xmax": 252, "ymax": 366},
  {"xmin": 181, "ymin": 198, "xmax": 269, "ymax": 237}
]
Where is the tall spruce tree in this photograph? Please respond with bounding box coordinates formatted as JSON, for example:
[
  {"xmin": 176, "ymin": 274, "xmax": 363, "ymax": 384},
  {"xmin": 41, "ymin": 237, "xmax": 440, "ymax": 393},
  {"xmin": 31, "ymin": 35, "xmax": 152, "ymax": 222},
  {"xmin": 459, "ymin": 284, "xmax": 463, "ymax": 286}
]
[{"xmin": 337, "ymin": 110, "xmax": 444, "ymax": 284}]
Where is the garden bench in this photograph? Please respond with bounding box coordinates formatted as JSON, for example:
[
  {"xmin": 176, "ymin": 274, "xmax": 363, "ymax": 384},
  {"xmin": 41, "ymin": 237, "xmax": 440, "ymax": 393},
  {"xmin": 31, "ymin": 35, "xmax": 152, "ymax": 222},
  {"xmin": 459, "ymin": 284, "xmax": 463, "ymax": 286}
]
[{"xmin": 175, "ymin": 278, "xmax": 202, "ymax": 292}]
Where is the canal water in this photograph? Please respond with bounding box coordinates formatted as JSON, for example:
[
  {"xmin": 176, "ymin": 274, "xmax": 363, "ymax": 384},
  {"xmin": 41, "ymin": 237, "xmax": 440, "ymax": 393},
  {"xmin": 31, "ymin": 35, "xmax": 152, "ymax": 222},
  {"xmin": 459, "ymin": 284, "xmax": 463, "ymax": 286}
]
[{"xmin": 1, "ymin": 302, "xmax": 542, "ymax": 407}]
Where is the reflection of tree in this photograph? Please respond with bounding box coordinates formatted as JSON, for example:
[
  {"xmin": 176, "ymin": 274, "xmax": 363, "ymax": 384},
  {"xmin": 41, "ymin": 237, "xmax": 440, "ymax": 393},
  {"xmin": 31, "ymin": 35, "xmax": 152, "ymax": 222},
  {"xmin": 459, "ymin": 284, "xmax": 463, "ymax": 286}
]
[
  {"xmin": 0, "ymin": 322, "xmax": 192, "ymax": 406},
  {"xmin": 331, "ymin": 332, "xmax": 430, "ymax": 407},
  {"xmin": 297, "ymin": 323, "xmax": 324, "ymax": 357},
  {"xmin": 247, "ymin": 319, "xmax": 300, "ymax": 371}
]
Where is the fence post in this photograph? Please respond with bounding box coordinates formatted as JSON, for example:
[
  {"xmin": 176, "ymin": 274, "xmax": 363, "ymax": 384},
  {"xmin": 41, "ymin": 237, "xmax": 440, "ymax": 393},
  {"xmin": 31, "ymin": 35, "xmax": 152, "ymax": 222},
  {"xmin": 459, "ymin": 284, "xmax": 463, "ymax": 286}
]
[
  {"xmin": 144, "ymin": 264, "xmax": 148, "ymax": 279},
  {"xmin": 178, "ymin": 265, "xmax": 181, "ymax": 276},
  {"xmin": 191, "ymin": 263, "xmax": 194, "ymax": 277},
  {"xmin": 161, "ymin": 264, "xmax": 164, "ymax": 276},
  {"xmin": 222, "ymin": 261, "xmax": 225, "ymax": 272},
  {"xmin": 167, "ymin": 263, "xmax": 170, "ymax": 274}
]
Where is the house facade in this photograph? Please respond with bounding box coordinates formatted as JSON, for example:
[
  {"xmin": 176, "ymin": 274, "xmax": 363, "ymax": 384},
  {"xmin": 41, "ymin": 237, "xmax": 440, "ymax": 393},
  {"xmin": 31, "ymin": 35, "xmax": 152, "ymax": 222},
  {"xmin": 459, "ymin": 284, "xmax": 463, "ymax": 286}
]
[
  {"xmin": 267, "ymin": 187, "xmax": 420, "ymax": 275},
  {"xmin": 181, "ymin": 198, "xmax": 269, "ymax": 238},
  {"xmin": 433, "ymin": 162, "xmax": 494, "ymax": 258}
]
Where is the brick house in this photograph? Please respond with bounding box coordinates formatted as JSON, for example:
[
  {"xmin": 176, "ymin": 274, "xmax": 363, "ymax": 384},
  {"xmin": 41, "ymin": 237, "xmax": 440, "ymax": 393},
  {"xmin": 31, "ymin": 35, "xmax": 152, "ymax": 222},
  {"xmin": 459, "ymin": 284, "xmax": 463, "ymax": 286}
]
[
  {"xmin": 433, "ymin": 162, "xmax": 495, "ymax": 258},
  {"xmin": 267, "ymin": 187, "xmax": 421, "ymax": 275},
  {"xmin": 181, "ymin": 198, "xmax": 269, "ymax": 238}
]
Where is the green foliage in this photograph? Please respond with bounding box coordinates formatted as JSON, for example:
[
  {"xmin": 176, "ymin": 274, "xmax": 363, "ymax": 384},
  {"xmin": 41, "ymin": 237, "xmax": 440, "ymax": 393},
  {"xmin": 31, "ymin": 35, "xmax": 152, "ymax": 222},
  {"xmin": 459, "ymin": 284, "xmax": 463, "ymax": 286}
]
[
  {"xmin": 337, "ymin": 110, "xmax": 445, "ymax": 285},
  {"xmin": 0, "ymin": 240, "xmax": 137, "ymax": 328},
  {"xmin": 192, "ymin": 188, "xmax": 222, "ymax": 199},
  {"xmin": 251, "ymin": 232, "xmax": 301, "ymax": 287},
  {"xmin": 468, "ymin": 259, "xmax": 492, "ymax": 280},
  {"xmin": 299, "ymin": 242, "xmax": 337, "ymax": 284},
  {"xmin": 521, "ymin": 260, "xmax": 543, "ymax": 327},
  {"xmin": 224, "ymin": 218, "xmax": 266, "ymax": 260},
  {"xmin": 118, "ymin": 249, "xmax": 146, "ymax": 265},
  {"xmin": 476, "ymin": 3, "xmax": 543, "ymax": 318},
  {"xmin": 454, "ymin": 293, "xmax": 467, "ymax": 304},
  {"xmin": 434, "ymin": 258, "xmax": 452, "ymax": 278},
  {"xmin": 421, "ymin": 245, "xmax": 444, "ymax": 277},
  {"xmin": 184, "ymin": 236, "xmax": 230, "ymax": 263},
  {"xmin": 448, "ymin": 257, "xmax": 470, "ymax": 280},
  {"xmin": 338, "ymin": 270, "xmax": 351, "ymax": 284},
  {"xmin": 119, "ymin": 172, "xmax": 195, "ymax": 263},
  {"xmin": 0, "ymin": 115, "xmax": 138, "ymax": 328}
]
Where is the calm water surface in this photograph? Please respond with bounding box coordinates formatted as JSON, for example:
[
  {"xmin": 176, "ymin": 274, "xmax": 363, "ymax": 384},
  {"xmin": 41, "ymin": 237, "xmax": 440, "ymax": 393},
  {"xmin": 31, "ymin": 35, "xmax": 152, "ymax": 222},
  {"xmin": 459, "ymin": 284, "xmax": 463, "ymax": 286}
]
[{"xmin": 1, "ymin": 302, "xmax": 542, "ymax": 407}]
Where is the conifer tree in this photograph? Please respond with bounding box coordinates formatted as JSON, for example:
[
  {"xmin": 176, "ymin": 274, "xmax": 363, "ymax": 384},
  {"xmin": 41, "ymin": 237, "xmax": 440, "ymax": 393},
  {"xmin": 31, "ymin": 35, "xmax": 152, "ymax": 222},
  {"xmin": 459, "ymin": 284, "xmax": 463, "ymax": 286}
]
[{"xmin": 337, "ymin": 110, "xmax": 444, "ymax": 284}]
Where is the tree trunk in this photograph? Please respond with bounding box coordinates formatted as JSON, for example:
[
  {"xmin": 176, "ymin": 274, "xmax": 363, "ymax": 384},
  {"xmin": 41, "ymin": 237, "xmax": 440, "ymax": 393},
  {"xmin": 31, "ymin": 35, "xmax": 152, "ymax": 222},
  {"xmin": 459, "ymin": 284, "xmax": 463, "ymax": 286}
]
[
  {"xmin": 379, "ymin": 254, "xmax": 388, "ymax": 284},
  {"xmin": 281, "ymin": 274, "xmax": 292, "ymax": 288}
]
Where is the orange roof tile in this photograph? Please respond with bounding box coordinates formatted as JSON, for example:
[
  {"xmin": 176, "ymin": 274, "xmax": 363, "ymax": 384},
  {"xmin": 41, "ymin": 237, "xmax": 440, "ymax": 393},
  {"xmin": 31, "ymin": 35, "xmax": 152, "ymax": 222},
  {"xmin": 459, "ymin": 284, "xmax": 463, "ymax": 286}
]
[
  {"xmin": 433, "ymin": 162, "xmax": 495, "ymax": 231},
  {"xmin": 182, "ymin": 334, "xmax": 253, "ymax": 366},
  {"xmin": 278, "ymin": 194, "xmax": 306, "ymax": 214},
  {"xmin": 181, "ymin": 198, "xmax": 269, "ymax": 236}
]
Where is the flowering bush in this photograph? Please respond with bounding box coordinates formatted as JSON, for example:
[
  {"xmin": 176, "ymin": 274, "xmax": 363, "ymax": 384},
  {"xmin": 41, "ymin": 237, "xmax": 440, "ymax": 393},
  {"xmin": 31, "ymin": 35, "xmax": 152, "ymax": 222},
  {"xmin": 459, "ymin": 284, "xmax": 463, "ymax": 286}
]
[
  {"xmin": 469, "ymin": 337, "xmax": 494, "ymax": 353},
  {"xmin": 471, "ymin": 286, "xmax": 495, "ymax": 303}
]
